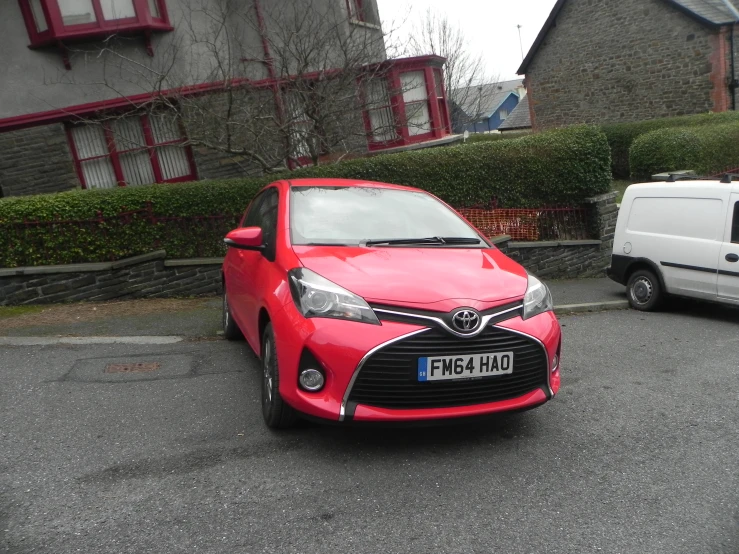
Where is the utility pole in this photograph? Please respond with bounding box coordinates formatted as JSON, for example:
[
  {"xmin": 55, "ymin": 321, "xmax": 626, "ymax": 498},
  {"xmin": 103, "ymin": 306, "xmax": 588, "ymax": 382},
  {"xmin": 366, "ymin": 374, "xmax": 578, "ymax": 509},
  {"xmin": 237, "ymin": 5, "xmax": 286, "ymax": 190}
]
[{"xmin": 517, "ymin": 24, "xmax": 524, "ymax": 61}]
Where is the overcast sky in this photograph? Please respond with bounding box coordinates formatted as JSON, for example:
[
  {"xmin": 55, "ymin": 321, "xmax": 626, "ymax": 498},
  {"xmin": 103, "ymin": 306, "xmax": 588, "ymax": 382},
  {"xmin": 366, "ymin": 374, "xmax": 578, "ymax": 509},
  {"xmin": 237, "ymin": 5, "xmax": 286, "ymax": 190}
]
[{"xmin": 376, "ymin": 0, "xmax": 558, "ymax": 82}]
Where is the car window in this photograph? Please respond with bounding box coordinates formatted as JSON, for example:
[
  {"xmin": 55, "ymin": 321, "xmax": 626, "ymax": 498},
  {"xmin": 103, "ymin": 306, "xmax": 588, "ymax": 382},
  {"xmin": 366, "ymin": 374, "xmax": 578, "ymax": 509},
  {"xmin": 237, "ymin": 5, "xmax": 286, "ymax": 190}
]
[
  {"xmin": 260, "ymin": 189, "xmax": 279, "ymax": 260},
  {"xmin": 732, "ymin": 202, "xmax": 739, "ymax": 244},
  {"xmin": 242, "ymin": 193, "xmax": 267, "ymax": 228},
  {"xmin": 289, "ymin": 186, "xmax": 483, "ymax": 246}
]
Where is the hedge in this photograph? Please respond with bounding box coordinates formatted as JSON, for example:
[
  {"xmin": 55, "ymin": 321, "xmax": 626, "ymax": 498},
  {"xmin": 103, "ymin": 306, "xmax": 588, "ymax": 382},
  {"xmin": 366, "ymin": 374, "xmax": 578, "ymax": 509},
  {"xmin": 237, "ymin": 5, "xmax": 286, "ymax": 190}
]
[
  {"xmin": 629, "ymin": 123, "xmax": 739, "ymax": 180},
  {"xmin": 601, "ymin": 111, "xmax": 739, "ymax": 178},
  {"xmin": 0, "ymin": 125, "xmax": 611, "ymax": 267},
  {"xmin": 464, "ymin": 131, "xmax": 532, "ymax": 144}
]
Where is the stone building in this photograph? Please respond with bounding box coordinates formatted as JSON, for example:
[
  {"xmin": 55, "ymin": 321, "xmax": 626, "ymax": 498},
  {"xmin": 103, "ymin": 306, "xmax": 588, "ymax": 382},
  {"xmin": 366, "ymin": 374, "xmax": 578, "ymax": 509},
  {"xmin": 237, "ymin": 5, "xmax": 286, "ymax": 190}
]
[
  {"xmin": 0, "ymin": 0, "xmax": 452, "ymax": 197},
  {"xmin": 518, "ymin": 0, "xmax": 739, "ymax": 129}
]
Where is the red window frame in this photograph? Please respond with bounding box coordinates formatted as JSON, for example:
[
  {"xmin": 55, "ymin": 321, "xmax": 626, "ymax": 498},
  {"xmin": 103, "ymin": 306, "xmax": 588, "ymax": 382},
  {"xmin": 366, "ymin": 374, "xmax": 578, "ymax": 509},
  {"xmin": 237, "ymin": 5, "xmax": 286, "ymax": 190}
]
[
  {"xmin": 66, "ymin": 113, "xmax": 197, "ymax": 189},
  {"xmin": 362, "ymin": 57, "xmax": 453, "ymax": 152},
  {"xmin": 18, "ymin": 0, "xmax": 172, "ymax": 48},
  {"xmin": 345, "ymin": 0, "xmax": 379, "ymax": 25}
]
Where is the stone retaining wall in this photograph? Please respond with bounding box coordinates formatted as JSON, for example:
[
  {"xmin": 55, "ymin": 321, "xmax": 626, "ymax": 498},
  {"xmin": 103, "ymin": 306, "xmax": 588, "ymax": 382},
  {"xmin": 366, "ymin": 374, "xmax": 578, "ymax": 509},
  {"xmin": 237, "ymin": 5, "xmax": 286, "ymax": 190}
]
[
  {"xmin": 0, "ymin": 193, "xmax": 619, "ymax": 305},
  {"xmin": 0, "ymin": 251, "xmax": 222, "ymax": 305}
]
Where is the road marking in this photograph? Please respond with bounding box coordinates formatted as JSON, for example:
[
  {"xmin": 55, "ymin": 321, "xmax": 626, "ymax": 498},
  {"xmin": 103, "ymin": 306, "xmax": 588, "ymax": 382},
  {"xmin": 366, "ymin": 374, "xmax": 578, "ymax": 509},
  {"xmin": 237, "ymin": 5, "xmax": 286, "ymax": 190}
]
[{"xmin": 0, "ymin": 336, "xmax": 185, "ymax": 346}]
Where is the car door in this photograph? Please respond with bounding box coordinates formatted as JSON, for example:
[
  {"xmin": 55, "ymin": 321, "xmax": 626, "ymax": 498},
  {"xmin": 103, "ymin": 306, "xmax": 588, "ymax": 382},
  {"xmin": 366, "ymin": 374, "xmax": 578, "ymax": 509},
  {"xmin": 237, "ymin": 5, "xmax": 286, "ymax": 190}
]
[
  {"xmin": 717, "ymin": 195, "xmax": 739, "ymax": 302},
  {"xmin": 232, "ymin": 187, "xmax": 280, "ymax": 348}
]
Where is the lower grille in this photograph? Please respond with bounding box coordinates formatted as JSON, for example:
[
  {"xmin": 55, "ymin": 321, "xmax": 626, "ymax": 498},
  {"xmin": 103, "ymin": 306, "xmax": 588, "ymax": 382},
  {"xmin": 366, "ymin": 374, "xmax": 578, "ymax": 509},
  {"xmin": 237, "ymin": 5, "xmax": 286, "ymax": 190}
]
[{"xmin": 347, "ymin": 327, "xmax": 548, "ymax": 410}]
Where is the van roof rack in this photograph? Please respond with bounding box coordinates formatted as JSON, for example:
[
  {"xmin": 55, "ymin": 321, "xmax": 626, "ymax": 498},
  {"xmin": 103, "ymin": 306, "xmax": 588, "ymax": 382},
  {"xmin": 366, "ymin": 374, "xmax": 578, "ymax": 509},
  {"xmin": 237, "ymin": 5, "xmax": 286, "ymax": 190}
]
[{"xmin": 664, "ymin": 173, "xmax": 739, "ymax": 183}]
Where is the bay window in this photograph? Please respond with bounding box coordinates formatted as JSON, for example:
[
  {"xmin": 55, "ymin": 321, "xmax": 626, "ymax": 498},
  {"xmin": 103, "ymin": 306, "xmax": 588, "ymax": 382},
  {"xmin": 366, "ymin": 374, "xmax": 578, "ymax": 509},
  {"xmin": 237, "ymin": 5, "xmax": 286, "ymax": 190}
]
[
  {"xmin": 20, "ymin": 0, "xmax": 172, "ymax": 66},
  {"xmin": 363, "ymin": 56, "xmax": 452, "ymax": 151},
  {"xmin": 67, "ymin": 113, "xmax": 195, "ymax": 189}
]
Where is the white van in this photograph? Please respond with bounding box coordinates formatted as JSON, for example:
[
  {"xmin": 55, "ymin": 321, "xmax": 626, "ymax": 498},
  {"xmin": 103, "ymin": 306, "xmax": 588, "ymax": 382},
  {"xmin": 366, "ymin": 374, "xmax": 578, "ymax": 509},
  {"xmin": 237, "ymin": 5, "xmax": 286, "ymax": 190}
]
[{"xmin": 607, "ymin": 180, "xmax": 739, "ymax": 311}]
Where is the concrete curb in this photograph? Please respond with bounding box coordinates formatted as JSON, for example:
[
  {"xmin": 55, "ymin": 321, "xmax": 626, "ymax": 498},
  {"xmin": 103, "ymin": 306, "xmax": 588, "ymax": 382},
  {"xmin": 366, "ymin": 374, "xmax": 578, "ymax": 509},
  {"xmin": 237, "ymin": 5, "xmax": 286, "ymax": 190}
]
[
  {"xmin": 0, "ymin": 336, "xmax": 185, "ymax": 346},
  {"xmin": 554, "ymin": 300, "xmax": 630, "ymax": 315}
]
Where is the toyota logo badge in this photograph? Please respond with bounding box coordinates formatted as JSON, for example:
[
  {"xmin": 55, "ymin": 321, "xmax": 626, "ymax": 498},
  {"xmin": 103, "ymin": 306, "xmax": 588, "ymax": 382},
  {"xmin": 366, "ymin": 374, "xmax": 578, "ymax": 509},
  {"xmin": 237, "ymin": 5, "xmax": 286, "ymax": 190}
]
[{"xmin": 452, "ymin": 309, "xmax": 481, "ymax": 333}]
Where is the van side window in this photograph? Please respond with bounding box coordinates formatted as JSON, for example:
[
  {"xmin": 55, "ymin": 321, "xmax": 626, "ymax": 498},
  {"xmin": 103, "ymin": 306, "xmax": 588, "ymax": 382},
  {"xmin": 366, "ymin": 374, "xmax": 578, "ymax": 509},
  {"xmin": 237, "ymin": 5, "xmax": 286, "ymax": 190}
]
[{"xmin": 732, "ymin": 202, "xmax": 739, "ymax": 244}]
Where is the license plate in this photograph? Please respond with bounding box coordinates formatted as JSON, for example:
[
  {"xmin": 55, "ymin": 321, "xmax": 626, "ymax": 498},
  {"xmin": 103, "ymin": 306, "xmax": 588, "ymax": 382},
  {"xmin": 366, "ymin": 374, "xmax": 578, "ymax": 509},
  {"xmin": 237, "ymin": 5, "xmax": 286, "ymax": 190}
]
[{"xmin": 417, "ymin": 352, "xmax": 514, "ymax": 382}]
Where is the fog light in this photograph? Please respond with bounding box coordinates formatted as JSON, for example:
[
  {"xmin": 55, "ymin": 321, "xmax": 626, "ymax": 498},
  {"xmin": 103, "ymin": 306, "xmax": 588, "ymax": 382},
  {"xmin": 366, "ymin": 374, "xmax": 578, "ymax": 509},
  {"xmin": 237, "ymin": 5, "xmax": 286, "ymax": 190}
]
[
  {"xmin": 299, "ymin": 368, "xmax": 325, "ymax": 391},
  {"xmin": 551, "ymin": 355, "xmax": 559, "ymax": 373}
]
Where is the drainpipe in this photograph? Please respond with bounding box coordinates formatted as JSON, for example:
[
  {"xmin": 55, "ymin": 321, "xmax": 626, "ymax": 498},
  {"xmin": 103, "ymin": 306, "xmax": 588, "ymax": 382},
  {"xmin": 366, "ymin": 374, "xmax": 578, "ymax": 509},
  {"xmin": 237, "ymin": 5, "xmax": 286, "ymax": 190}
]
[{"xmin": 720, "ymin": 0, "xmax": 739, "ymax": 109}]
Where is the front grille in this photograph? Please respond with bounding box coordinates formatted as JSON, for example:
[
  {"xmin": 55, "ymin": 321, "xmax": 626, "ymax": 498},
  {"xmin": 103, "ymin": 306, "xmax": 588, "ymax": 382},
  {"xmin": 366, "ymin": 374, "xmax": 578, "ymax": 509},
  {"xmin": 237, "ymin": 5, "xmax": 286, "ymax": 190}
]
[{"xmin": 347, "ymin": 327, "xmax": 548, "ymax": 410}]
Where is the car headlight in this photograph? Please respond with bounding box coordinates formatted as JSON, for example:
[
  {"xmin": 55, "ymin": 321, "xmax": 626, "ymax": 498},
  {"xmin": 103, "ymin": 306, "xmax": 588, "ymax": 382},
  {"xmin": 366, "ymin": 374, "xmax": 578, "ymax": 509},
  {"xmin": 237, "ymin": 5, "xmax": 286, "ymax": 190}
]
[
  {"xmin": 523, "ymin": 274, "xmax": 553, "ymax": 320},
  {"xmin": 288, "ymin": 268, "xmax": 380, "ymax": 325}
]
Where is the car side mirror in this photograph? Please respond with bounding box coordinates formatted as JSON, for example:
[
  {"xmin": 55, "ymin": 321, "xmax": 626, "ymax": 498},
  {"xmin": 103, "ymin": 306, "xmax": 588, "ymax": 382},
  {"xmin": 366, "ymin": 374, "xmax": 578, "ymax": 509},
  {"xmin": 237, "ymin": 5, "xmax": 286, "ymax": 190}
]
[{"xmin": 224, "ymin": 227, "xmax": 265, "ymax": 252}]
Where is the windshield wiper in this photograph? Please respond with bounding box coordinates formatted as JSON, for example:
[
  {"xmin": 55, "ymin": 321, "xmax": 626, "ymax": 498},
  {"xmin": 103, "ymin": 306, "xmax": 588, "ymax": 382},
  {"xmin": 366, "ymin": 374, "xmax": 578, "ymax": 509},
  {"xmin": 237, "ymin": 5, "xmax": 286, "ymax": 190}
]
[{"xmin": 363, "ymin": 236, "xmax": 482, "ymax": 247}]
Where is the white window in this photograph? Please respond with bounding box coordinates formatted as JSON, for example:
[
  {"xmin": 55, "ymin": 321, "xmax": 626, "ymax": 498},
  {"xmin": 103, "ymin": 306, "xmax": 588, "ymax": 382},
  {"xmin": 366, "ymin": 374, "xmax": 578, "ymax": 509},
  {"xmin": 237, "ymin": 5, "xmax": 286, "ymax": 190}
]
[
  {"xmin": 69, "ymin": 113, "xmax": 193, "ymax": 189},
  {"xmin": 29, "ymin": 0, "xmax": 49, "ymax": 32},
  {"xmin": 147, "ymin": 0, "xmax": 160, "ymax": 18},
  {"xmin": 499, "ymin": 109, "xmax": 509, "ymax": 120},
  {"xmin": 400, "ymin": 71, "xmax": 431, "ymax": 136},
  {"xmin": 99, "ymin": 0, "xmax": 136, "ymax": 20},
  {"xmin": 285, "ymin": 93, "xmax": 313, "ymax": 160},
  {"xmin": 366, "ymin": 79, "xmax": 397, "ymax": 142},
  {"xmin": 58, "ymin": 0, "xmax": 97, "ymax": 25}
]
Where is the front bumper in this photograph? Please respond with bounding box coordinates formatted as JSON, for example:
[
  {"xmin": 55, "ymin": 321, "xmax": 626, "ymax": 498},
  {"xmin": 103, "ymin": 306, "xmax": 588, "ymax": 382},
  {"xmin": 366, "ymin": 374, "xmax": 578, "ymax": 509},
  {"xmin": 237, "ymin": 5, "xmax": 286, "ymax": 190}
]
[{"xmin": 271, "ymin": 303, "xmax": 561, "ymax": 423}]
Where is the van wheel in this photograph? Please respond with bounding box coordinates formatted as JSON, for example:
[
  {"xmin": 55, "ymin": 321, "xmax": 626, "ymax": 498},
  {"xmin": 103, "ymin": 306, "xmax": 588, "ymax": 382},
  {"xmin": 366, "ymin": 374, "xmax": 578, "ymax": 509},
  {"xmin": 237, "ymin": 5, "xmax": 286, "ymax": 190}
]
[{"xmin": 626, "ymin": 269, "xmax": 663, "ymax": 311}]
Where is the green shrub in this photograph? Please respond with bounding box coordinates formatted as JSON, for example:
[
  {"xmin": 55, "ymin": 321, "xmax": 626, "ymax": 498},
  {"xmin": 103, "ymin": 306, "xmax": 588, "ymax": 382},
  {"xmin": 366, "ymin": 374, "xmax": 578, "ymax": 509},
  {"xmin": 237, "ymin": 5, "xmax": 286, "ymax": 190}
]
[
  {"xmin": 629, "ymin": 122, "xmax": 739, "ymax": 180},
  {"xmin": 602, "ymin": 111, "xmax": 739, "ymax": 178},
  {"xmin": 0, "ymin": 125, "xmax": 611, "ymax": 267}
]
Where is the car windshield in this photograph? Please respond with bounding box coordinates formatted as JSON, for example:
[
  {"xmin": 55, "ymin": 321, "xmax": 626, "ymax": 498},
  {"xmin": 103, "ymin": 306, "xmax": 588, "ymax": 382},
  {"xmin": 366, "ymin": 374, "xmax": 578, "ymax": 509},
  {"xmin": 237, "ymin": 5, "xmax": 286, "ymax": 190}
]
[{"xmin": 290, "ymin": 186, "xmax": 486, "ymax": 247}]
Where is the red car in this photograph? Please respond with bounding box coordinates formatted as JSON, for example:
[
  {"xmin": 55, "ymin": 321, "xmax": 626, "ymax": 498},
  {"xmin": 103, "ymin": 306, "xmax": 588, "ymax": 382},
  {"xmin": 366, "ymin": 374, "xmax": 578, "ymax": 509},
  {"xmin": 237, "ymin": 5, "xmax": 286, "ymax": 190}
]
[{"xmin": 222, "ymin": 178, "xmax": 561, "ymax": 428}]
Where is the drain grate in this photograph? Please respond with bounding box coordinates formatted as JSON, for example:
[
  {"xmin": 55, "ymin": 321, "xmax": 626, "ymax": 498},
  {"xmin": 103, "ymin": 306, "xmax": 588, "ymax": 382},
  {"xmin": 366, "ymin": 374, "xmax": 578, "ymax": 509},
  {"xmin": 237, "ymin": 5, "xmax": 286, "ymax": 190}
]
[{"xmin": 105, "ymin": 362, "xmax": 161, "ymax": 374}]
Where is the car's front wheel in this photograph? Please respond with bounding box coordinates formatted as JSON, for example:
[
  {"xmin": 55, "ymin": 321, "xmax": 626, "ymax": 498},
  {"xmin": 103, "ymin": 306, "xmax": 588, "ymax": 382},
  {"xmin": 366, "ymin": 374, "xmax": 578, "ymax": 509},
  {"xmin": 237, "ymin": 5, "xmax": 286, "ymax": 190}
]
[
  {"xmin": 222, "ymin": 289, "xmax": 242, "ymax": 340},
  {"xmin": 261, "ymin": 323, "xmax": 298, "ymax": 429},
  {"xmin": 627, "ymin": 269, "xmax": 663, "ymax": 311}
]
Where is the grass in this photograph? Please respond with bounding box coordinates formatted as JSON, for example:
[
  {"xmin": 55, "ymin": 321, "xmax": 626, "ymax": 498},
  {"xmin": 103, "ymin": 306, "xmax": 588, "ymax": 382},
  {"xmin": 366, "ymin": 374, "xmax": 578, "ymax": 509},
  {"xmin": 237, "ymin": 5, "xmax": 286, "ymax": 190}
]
[
  {"xmin": 611, "ymin": 179, "xmax": 637, "ymax": 204},
  {"xmin": 0, "ymin": 305, "xmax": 45, "ymax": 318}
]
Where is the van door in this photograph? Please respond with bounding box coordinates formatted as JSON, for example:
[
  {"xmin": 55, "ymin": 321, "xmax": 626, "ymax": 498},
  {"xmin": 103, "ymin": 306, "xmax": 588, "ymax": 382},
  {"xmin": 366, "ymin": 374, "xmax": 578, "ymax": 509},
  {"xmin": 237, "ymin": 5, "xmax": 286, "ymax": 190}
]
[
  {"xmin": 717, "ymin": 195, "xmax": 739, "ymax": 302},
  {"xmin": 625, "ymin": 197, "xmax": 722, "ymax": 299}
]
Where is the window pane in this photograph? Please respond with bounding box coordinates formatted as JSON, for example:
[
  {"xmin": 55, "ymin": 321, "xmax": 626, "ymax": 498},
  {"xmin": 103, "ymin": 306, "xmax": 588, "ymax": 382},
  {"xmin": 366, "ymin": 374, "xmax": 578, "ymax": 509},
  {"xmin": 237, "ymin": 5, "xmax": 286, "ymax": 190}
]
[
  {"xmin": 81, "ymin": 159, "xmax": 117, "ymax": 189},
  {"xmin": 406, "ymin": 102, "xmax": 431, "ymax": 135},
  {"xmin": 400, "ymin": 71, "xmax": 428, "ymax": 103},
  {"xmin": 156, "ymin": 145, "xmax": 190, "ymax": 180},
  {"xmin": 119, "ymin": 151, "xmax": 155, "ymax": 186},
  {"xmin": 111, "ymin": 117, "xmax": 146, "ymax": 151},
  {"xmin": 433, "ymin": 69, "xmax": 444, "ymax": 98},
  {"xmin": 70, "ymin": 124, "xmax": 108, "ymax": 159},
  {"xmin": 58, "ymin": 0, "xmax": 96, "ymax": 25},
  {"xmin": 732, "ymin": 202, "xmax": 739, "ymax": 244},
  {"xmin": 499, "ymin": 109, "xmax": 509, "ymax": 120},
  {"xmin": 99, "ymin": 0, "xmax": 136, "ymax": 20},
  {"xmin": 147, "ymin": 0, "xmax": 160, "ymax": 17},
  {"xmin": 369, "ymin": 107, "xmax": 397, "ymax": 142},
  {"xmin": 29, "ymin": 0, "xmax": 48, "ymax": 32},
  {"xmin": 149, "ymin": 114, "xmax": 183, "ymax": 144}
]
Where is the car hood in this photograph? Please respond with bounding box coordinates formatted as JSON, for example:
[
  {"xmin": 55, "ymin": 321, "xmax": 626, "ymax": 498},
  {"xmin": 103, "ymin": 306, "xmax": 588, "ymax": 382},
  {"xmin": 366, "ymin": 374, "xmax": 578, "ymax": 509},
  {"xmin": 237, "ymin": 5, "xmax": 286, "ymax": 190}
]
[{"xmin": 292, "ymin": 246, "xmax": 528, "ymax": 307}]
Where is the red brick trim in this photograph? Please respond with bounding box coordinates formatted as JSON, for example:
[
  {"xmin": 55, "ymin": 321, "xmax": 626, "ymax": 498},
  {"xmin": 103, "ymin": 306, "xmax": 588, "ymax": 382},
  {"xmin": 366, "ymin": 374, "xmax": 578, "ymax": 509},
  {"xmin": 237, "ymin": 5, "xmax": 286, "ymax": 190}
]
[{"xmin": 710, "ymin": 26, "xmax": 731, "ymax": 113}]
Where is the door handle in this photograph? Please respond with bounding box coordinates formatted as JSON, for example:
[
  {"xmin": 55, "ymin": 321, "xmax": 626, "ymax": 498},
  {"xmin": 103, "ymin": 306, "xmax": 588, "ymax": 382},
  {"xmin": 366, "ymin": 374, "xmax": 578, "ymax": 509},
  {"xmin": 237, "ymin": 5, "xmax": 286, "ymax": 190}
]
[{"xmin": 726, "ymin": 253, "xmax": 739, "ymax": 263}]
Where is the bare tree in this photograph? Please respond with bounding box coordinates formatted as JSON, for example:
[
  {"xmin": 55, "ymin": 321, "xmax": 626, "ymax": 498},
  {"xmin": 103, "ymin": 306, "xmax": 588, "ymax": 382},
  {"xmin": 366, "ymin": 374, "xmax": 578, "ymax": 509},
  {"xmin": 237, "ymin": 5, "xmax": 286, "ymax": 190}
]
[
  {"xmin": 50, "ymin": 0, "xmax": 406, "ymax": 175},
  {"xmin": 406, "ymin": 9, "xmax": 498, "ymax": 132}
]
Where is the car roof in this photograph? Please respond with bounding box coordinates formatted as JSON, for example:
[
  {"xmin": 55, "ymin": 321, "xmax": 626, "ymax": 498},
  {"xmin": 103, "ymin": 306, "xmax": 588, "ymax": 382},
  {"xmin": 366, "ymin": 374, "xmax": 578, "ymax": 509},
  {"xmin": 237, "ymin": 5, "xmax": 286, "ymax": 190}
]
[{"xmin": 285, "ymin": 177, "xmax": 421, "ymax": 192}]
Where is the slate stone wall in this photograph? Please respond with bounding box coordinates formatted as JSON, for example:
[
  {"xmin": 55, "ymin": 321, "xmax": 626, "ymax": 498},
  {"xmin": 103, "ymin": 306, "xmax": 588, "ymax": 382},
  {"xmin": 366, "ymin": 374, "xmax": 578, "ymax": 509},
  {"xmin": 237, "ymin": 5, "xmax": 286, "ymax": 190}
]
[
  {"xmin": 0, "ymin": 252, "xmax": 222, "ymax": 306},
  {"xmin": 0, "ymin": 124, "xmax": 79, "ymax": 198},
  {"xmin": 525, "ymin": 0, "xmax": 723, "ymax": 129}
]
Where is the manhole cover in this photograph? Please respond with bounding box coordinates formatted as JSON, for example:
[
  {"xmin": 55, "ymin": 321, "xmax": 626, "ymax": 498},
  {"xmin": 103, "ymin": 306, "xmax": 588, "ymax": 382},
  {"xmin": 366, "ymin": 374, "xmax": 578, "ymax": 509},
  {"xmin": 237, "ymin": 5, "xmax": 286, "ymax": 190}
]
[{"xmin": 105, "ymin": 362, "xmax": 161, "ymax": 374}]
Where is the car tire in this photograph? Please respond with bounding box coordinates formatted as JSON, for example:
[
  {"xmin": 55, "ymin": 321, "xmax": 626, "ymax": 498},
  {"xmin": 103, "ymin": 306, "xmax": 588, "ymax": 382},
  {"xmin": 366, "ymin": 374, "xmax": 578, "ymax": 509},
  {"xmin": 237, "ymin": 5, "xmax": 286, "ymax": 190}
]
[
  {"xmin": 626, "ymin": 269, "xmax": 663, "ymax": 312},
  {"xmin": 261, "ymin": 323, "xmax": 298, "ymax": 429},
  {"xmin": 222, "ymin": 289, "xmax": 242, "ymax": 341}
]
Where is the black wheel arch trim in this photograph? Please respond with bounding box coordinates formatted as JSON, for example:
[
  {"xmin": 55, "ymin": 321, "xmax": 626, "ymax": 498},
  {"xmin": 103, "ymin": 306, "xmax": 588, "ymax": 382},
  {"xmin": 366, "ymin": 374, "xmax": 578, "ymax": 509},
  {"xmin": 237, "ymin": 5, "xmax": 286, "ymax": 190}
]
[{"xmin": 608, "ymin": 255, "xmax": 667, "ymax": 291}]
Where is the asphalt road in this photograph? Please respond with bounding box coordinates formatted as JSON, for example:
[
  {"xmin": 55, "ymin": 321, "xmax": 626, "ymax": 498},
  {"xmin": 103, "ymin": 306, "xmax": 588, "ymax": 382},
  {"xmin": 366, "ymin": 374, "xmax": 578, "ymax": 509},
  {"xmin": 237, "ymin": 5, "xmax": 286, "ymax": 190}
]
[{"xmin": 1, "ymin": 307, "xmax": 738, "ymax": 553}]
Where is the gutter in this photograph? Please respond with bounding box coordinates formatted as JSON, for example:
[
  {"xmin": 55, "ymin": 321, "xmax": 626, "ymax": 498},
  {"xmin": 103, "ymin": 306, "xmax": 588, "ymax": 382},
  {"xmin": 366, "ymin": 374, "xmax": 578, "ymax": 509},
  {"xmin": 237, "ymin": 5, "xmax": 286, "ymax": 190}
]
[{"xmin": 721, "ymin": 0, "xmax": 739, "ymax": 109}]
